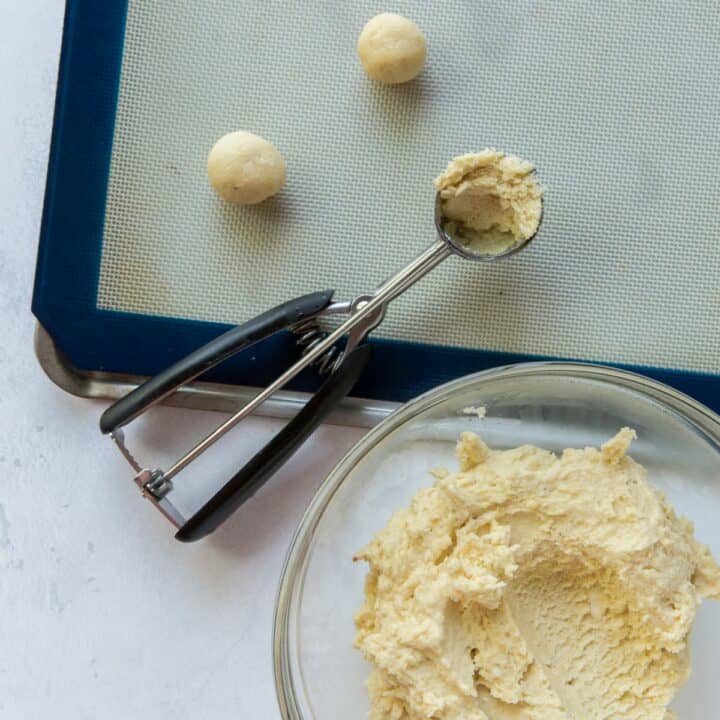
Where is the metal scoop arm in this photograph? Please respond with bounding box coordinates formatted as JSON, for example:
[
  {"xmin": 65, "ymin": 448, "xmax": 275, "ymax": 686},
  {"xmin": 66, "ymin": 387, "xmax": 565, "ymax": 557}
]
[{"xmin": 99, "ymin": 289, "xmax": 373, "ymax": 541}]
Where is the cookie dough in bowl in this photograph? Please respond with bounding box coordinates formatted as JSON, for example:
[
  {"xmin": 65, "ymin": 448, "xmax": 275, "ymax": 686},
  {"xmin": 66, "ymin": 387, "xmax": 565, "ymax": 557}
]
[
  {"xmin": 274, "ymin": 364, "xmax": 720, "ymax": 720},
  {"xmin": 353, "ymin": 429, "xmax": 720, "ymax": 720}
]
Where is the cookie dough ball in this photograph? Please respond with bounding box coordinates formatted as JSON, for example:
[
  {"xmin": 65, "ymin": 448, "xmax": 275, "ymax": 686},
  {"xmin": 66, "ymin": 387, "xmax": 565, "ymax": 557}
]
[
  {"xmin": 357, "ymin": 13, "xmax": 426, "ymax": 84},
  {"xmin": 207, "ymin": 131, "xmax": 286, "ymax": 205}
]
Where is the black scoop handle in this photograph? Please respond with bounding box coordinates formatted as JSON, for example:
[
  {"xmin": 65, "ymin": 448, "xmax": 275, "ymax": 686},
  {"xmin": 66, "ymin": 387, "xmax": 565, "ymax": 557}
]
[
  {"xmin": 100, "ymin": 290, "xmax": 335, "ymax": 434},
  {"xmin": 175, "ymin": 344, "xmax": 372, "ymax": 542}
]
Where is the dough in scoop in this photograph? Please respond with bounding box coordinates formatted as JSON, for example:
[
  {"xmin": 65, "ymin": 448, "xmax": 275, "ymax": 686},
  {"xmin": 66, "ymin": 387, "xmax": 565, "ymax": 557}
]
[{"xmin": 435, "ymin": 149, "xmax": 543, "ymax": 255}]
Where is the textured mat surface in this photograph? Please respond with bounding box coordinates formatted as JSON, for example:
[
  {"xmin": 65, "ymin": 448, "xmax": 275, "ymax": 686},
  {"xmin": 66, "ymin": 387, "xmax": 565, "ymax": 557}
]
[{"xmin": 99, "ymin": 0, "xmax": 720, "ymax": 373}]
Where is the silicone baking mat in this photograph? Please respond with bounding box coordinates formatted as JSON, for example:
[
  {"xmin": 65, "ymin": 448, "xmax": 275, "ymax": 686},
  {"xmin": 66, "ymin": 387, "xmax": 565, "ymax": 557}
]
[{"xmin": 34, "ymin": 0, "xmax": 720, "ymax": 408}]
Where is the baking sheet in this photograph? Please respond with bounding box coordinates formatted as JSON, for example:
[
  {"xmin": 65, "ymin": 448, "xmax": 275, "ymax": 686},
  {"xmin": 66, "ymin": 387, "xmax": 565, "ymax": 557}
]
[{"xmin": 99, "ymin": 0, "xmax": 720, "ymax": 373}]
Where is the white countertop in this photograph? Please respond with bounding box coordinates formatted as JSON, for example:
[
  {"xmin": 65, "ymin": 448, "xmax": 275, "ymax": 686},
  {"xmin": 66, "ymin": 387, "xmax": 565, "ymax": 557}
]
[{"xmin": 1, "ymin": 5, "xmax": 364, "ymax": 717}]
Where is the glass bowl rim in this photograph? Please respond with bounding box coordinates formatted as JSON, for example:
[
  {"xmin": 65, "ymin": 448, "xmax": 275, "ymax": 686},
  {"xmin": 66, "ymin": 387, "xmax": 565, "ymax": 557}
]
[{"xmin": 273, "ymin": 360, "xmax": 720, "ymax": 719}]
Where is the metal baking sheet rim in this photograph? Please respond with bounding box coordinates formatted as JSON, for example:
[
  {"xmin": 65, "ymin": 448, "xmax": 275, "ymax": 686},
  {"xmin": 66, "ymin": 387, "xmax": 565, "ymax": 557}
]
[
  {"xmin": 34, "ymin": 323, "xmax": 398, "ymax": 429},
  {"xmin": 33, "ymin": 0, "xmax": 720, "ymax": 418}
]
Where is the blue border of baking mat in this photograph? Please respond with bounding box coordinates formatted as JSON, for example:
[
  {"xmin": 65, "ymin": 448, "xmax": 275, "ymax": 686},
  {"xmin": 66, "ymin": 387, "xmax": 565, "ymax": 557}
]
[{"xmin": 32, "ymin": 0, "xmax": 720, "ymax": 411}]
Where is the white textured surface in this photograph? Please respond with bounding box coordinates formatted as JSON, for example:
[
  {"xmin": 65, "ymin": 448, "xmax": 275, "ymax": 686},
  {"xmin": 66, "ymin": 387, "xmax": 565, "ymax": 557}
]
[
  {"xmin": 1, "ymin": 5, "xmax": 363, "ymax": 718},
  {"xmin": 5, "ymin": 4, "xmax": 720, "ymax": 719},
  {"xmin": 99, "ymin": 0, "xmax": 720, "ymax": 373}
]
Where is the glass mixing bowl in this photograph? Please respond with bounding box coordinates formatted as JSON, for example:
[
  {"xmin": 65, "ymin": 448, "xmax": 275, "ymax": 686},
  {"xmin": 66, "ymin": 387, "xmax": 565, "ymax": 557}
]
[{"xmin": 274, "ymin": 362, "xmax": 720, "ymax": 719}]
